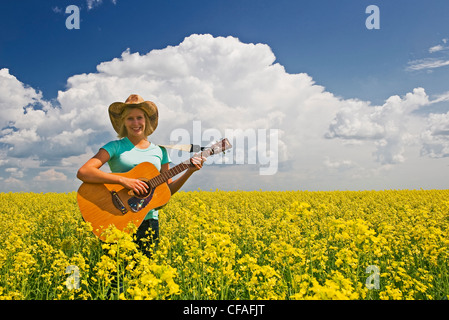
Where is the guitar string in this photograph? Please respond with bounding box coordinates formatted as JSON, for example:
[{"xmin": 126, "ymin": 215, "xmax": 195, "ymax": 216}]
[{"xmin": 148, "ymin": 149, "xmax": 213, "ymax": 188}]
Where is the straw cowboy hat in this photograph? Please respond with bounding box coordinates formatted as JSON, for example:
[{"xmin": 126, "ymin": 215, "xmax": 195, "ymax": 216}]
[{"xmin": 108, "ymin": 94, "xmax": 159, "ymax": 135}]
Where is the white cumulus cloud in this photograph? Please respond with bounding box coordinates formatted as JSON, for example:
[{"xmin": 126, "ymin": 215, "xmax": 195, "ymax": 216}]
[
  {"xmin": 325, "ymin": 88, "xmax": 449, "ymax": 165},
  {"xmin": 33, "ymin": 169, "xmax": 67, "ymax": 181},
  {"xmin": 1, "ymin": 34, "xmax": 449, "ymax": 191}
]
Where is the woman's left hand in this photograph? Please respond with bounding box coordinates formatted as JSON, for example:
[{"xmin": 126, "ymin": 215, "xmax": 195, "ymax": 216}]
[{"xmin": 189, "ymin": 156, "xmax": 207, "ymax": 172}]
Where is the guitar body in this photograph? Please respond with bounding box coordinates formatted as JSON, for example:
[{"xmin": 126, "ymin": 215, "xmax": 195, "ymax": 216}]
[
  {"xmin": 77, "ymin": 162, "xmax": 171, "ymax": 241},
  {"xmin": 77, "ymin": 138, "xmax": 232, "ymax": 241}
]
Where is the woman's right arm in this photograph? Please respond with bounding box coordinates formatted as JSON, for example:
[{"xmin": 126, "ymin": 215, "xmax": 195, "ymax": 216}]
[{"xmin": 77, "ymin": 148, "xmax": 149, "ymax": 195}]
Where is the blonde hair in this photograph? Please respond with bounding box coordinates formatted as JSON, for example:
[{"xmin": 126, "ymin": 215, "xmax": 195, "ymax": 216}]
[{"xmin": 117, "ymin": 106, "xmax": 153, "ymax": 138}]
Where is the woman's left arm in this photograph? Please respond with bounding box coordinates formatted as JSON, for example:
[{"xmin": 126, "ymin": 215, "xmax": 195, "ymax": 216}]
[{"xmin": 162, "ymin": 156, "xmax": 206, "ymax": 195}]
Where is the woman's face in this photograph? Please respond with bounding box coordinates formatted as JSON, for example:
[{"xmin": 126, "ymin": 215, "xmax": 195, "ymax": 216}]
[{"xmin": 124, "ymin": 108, "xmax": 146, "ymax": 139}]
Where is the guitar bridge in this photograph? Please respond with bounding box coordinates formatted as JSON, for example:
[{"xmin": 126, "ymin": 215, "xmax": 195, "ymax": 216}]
[{"xmin": 111, "ymin": 190, "xmax": 128, "ymax": 214}]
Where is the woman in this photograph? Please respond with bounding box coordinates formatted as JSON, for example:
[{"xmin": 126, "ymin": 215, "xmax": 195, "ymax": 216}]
[{"xmin": 77, "ymin": 94, "xmax": 205, "ymax": 257}]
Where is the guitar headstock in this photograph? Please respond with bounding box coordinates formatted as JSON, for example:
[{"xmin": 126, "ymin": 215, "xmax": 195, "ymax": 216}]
[{"xmin": 204, "ymin": 138, "xmax": 232, "ymax": 156}]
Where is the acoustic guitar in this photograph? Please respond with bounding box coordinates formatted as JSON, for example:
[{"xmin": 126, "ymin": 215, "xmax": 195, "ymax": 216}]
[{"xmin": 77, "ymin": 138, "xmax": 232, "ymax": 241}]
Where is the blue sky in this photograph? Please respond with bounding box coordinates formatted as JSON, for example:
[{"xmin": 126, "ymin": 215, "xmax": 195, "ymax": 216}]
[
  {"xmin": 3, "ymin": 0, "xmax": 448, "ymax": 102},
  {"xmin": 1, "ymin": 0, "xmax": 449, "ymax": 192}
]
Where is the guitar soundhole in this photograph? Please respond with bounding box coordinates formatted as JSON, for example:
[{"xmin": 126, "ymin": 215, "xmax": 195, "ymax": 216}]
[
  {"xmin": 135, "ymin": 181, "xmax": 152, "ymax": 199},
  {"xmin": 128, "ymin": 183, "xmax": 155, "ymax": 213}
]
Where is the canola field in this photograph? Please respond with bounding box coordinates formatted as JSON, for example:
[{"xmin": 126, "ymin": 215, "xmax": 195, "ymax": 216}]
[{"xmin": 0, "ymin": 190, "xmax": 448, "ymax": 300}]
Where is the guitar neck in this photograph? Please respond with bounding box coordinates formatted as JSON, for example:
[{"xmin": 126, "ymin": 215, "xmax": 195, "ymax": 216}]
[
  {"xmin": 149, "ymin": 149, "xmax": 212, "ymax": 188},
  {"xmin": 149, "ymin": 161, "xmax": 192, "ymax": 187}
]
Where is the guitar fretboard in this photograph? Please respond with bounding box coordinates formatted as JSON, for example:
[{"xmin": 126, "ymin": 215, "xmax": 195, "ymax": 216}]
[
  {"xmin": 148, "ymin": 162, "xmax": 191, "ymax": 188},
  {"xmin": 148, "ymin": 148, "xmax": 214, "ymax": 188},
  {"xmin": 146, "ymin": 138, "xmax": 231, "ymax": 188}
]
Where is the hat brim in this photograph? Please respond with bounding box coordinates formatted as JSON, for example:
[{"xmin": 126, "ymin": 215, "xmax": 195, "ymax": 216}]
[{"xmin": 108, "ymin": 100, "xmax": 158, "ymax": 135}]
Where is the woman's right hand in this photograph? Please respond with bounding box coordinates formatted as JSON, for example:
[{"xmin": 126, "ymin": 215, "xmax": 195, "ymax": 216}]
[
  {"xmin": 119, "ymin": 177, "xmax": 148, "ymax": 196},
  {"xmin": 78, "ymin": 149, "xmax": 148, "ymax": 196}
]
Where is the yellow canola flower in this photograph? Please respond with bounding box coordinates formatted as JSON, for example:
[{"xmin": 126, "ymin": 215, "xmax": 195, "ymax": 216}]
[{"xmin": 0, "ymin": 190, "xmax": 448, "ymax": 300}]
